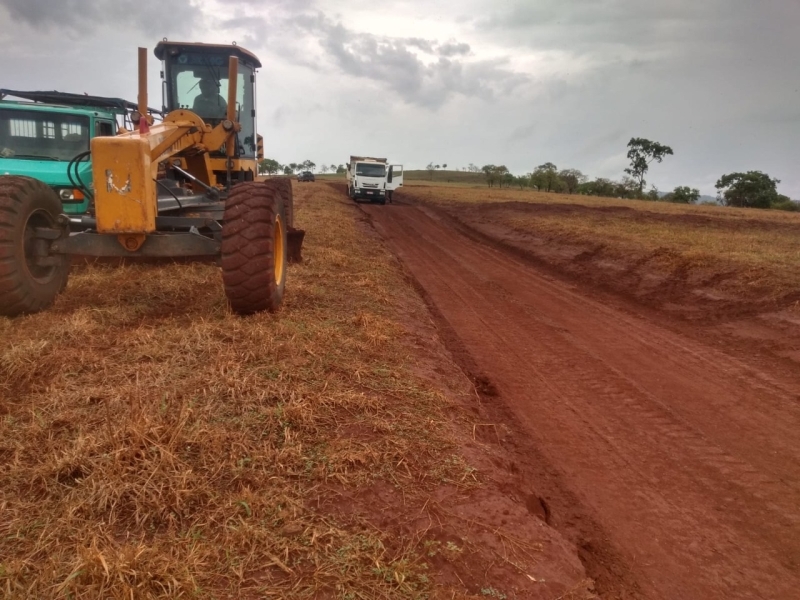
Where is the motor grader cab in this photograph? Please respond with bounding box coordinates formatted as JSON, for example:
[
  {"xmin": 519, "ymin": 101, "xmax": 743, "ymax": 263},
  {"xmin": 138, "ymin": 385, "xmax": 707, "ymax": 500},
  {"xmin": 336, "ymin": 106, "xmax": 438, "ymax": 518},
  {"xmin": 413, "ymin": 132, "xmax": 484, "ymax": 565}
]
[{"xmin": 0, "ymin": 41, "xmax": 304, "ymax": 317}]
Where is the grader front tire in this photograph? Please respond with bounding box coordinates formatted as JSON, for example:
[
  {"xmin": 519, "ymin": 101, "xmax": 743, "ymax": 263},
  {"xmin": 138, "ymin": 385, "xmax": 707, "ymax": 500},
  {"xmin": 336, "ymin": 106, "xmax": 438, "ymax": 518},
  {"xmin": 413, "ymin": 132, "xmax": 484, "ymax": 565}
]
[
  {"xmin": 0, "ymin": 176, "xmax": 70, "ymax": 317},
  {"xmin": 221, "ymin": 181, "xmax": 288, "ymax": 315},
  {"xmin": 268, "ymin": 176, "xmax": 294, "ymax": 229}
]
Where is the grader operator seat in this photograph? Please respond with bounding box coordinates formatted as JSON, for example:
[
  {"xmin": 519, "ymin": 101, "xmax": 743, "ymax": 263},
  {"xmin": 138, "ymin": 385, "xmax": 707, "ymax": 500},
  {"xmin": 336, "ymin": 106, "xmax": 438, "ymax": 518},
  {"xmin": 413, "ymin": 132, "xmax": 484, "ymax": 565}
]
[{"xmin": 155, "ymin": 41, "xmax": 261, "ymax": 181}]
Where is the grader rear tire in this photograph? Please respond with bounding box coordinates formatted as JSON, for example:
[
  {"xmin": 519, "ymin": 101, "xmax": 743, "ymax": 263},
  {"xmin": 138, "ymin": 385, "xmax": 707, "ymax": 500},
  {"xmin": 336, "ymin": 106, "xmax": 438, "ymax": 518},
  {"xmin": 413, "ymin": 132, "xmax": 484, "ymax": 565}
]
[
  {"xmin": 0, "ymin": 176, "xmax": 70, "ymax": 317},
  {"xmin": 221, "ymin": 180, "xmax": 287, "ymax": 315}
]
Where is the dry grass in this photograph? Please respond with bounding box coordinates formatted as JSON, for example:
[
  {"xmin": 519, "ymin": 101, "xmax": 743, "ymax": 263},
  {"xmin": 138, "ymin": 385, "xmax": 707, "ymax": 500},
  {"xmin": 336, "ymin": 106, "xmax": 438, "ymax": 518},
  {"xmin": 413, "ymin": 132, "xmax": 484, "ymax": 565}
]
[{"xmin": 0, "ymin": 185, "xmax": 474, "ymax": 599}]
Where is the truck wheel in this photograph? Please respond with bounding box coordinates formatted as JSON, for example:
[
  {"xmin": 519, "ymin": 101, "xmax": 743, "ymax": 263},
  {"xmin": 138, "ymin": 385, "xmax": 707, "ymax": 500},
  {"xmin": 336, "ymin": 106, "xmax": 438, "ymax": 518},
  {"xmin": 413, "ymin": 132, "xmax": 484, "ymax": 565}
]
[
  {"xmin": 221, "ymin": 180, "xmax": 287, "ymax": 314},
  {"xmin": 0, "ymin": 176, "xmax": 69, "ymax": 317}
]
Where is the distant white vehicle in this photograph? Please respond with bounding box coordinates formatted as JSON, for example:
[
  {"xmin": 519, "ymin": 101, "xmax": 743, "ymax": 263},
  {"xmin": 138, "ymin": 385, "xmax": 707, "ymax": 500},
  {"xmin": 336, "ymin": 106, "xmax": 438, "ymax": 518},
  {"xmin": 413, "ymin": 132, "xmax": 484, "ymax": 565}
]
[{"xmin": 346, "ymin": 155, "xmax": 403, "ymax": 204}]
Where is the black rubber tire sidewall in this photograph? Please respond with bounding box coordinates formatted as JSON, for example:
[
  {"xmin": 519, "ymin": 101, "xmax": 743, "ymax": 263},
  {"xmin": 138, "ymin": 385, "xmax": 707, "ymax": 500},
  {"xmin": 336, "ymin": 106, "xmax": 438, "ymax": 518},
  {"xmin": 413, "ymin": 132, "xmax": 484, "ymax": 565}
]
[
  {"xmin": 0, "ymin": 175, "xmax": 69, "ymax": 317},
  {"xmin": 264, "ymin": 177, "xmax": 294, "ymax": 229},
  {"xmin": 221, "ymin": 180, "xmax": 288, "ymax": 315}
]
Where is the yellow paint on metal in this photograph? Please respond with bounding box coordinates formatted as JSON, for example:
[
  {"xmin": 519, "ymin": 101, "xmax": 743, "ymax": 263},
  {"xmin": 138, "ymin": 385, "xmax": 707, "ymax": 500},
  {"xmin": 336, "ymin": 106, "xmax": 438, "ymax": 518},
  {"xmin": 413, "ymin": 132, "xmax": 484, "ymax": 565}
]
[
  {"xmin": 92, "ymin": 135, "xmax": 157, "ymax": 233},
  {"xmin": 226, "ymin": 56, "xmax": 238, "ymax": 126}
]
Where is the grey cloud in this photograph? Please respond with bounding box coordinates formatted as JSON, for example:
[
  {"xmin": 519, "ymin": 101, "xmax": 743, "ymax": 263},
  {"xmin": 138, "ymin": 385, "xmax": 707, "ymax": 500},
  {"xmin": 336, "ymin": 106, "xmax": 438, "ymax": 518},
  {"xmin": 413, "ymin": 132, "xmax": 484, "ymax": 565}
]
[
  {"xmin": 508, "ymin": 123, "xmax": 537, "ymax": 143},
  {"xmin": 404, "ymin": 37, "xmax": 436, "ymax": 53},
  {"xmin": 0, "ymin": 0, "xmax": 200, "ymax": 32},
  {"xmin": 291, "ymin": 15, "xmax": 526, "ymax": 108},
  {"xmin": 438, "ymin": 41, "xmax": 471, "ymax": 57},
  {"xmin": 403, "ymin": 38, "xmax": 471, "ymax": 57},
  {"xmin": 221, "ymin": 16, "xmax": 268, "ymax": 30},
  {"xmin": 479, "ymin": 0, "xmax": 800, "ymax": 60}
]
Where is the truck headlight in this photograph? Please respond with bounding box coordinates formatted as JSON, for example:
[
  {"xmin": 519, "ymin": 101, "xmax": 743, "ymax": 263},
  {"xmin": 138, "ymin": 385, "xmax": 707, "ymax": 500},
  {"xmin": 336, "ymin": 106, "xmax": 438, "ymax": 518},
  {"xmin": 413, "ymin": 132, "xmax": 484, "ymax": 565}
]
[{"xmin": 58, "ymin": 188, "xmax": 85, "ymax": 201}]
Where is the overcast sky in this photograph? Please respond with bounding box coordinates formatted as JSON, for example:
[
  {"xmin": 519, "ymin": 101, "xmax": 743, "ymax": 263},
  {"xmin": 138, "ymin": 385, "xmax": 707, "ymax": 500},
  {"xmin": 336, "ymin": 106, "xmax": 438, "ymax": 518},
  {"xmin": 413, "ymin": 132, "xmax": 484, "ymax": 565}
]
[{"xmin": 1, "ymin": 0, "xmax": 798, "ymax": 197}]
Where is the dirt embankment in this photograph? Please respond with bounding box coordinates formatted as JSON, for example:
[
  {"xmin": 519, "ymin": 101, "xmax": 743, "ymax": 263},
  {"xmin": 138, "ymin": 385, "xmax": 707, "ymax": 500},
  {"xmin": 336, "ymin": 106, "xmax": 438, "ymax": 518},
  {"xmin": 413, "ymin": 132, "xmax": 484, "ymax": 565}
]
[{"xmin": 396, "ymin": 186, "xmax": 800, "ymax": 369}]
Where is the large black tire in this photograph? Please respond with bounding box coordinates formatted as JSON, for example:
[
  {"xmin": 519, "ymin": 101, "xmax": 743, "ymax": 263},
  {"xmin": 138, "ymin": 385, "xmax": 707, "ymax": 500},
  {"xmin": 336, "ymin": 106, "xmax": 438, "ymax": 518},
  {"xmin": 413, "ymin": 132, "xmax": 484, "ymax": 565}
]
[
  {"xmin": 0, "ymin": 176, "xmax": 69, "ymax": 317},
  {"xmin": 264, "ymin": 177, "xmax": 294, "ymax": 228},
  {"xmin": 221, "ymin": 180, "xmax": 287, "ymax": 315}
]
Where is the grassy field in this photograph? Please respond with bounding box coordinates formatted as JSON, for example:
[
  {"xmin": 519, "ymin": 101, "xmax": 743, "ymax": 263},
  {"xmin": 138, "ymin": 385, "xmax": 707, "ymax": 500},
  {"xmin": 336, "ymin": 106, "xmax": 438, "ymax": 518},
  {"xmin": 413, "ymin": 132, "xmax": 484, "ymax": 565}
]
[
  {"xmin": 1, "ymin": 184, "xmax": 553, "ymax": 599},
  {"xmin": 399, "ymin": 184, "xmax": 800, "ymax": 316},
  {"xmin": 403, "ymin": 171, "xmax": 485, "ymax": 185}
]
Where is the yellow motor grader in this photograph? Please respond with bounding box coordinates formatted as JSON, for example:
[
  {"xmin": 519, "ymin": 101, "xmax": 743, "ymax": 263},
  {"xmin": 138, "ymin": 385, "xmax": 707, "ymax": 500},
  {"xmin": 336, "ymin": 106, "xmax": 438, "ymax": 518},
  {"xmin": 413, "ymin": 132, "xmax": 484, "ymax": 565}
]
[{"xmin": 0, "ymin": 41, "xmax": 303, "ymax": 317}]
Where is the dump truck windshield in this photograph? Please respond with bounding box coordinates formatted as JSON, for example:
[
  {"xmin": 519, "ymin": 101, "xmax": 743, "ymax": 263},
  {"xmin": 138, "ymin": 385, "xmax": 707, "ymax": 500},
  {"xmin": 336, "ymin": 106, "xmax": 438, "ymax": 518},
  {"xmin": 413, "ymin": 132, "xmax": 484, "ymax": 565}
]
[
  {"xmin": 356, "ymin": 163, "xmax": 386, "ymax": 177},
  {"xmin": 0, "ymin": 108, "xmax": 89, "ymax": 161}
]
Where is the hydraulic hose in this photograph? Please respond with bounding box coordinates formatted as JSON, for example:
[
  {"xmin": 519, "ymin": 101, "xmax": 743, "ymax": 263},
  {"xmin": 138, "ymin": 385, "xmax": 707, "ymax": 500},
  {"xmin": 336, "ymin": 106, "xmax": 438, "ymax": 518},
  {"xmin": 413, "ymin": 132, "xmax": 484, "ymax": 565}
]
[{"xmin": 67, "ymin": 151, "xmax": 94, "ymax": 202}]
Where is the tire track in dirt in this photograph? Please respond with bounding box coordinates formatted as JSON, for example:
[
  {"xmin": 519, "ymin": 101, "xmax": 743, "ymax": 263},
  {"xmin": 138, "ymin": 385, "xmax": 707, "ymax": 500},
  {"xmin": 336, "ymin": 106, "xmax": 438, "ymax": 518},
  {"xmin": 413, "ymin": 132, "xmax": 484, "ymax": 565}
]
[{"xmin": 361, "ymin": 201, "xmax": 800, "ymax": 600}]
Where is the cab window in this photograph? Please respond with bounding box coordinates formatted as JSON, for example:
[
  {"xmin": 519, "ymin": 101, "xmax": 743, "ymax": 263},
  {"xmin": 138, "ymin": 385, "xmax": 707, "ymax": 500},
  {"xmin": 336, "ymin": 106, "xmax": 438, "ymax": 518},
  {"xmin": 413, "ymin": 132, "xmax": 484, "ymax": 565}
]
[{"xmin": 96, "ymin": 121, "xmax": 115, "ymax": 137}]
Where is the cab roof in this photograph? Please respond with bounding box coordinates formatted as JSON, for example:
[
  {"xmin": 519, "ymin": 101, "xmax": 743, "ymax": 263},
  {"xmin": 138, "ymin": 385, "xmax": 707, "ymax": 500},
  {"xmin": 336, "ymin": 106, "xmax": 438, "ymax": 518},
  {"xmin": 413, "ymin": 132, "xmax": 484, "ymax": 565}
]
[
  {"xmin": 0, "ymin": 89, "xmax": 156, "ymax": 116},
  {"xmin": 154, "ymin": 41, "xmax": 262, "ymax": 68}
]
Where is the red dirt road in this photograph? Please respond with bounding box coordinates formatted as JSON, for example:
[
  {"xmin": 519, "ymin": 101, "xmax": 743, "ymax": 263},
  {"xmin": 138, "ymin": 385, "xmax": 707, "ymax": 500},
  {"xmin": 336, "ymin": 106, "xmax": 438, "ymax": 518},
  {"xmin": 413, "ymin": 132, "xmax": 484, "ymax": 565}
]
[{"xmin": 362, "ymin": 202, "xmax": 800, "ymax": 600}]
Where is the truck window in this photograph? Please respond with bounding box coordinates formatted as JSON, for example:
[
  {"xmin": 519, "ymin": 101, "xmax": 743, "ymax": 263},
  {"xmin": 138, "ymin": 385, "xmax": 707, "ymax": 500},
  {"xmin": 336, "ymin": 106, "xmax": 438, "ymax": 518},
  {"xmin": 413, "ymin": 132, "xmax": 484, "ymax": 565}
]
[
  {"xmin": 356, "ymin": 163, "xmax": 386, "ymax": 177},
  {"xmin": 9, "ymin": 118, "xmax": 54, "ymax": 138},
  {"xmin": 61, "ymin": 122, "xmax": 85, "ymax": 140},
  {"xmin": 0, "ymin": 109, "xmax": 89, "ymax": 161},
  {"xmin": 96, "ymin": 121, "xmax": 115, "ymax": 136}
]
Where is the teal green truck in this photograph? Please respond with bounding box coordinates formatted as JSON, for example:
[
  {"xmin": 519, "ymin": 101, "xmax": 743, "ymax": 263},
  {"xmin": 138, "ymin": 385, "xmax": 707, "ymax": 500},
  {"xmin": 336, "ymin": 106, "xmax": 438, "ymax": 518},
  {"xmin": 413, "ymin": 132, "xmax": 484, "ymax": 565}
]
[{"xmin": 0, "ymin": 90, "xmax": 140, "ymax": 215}]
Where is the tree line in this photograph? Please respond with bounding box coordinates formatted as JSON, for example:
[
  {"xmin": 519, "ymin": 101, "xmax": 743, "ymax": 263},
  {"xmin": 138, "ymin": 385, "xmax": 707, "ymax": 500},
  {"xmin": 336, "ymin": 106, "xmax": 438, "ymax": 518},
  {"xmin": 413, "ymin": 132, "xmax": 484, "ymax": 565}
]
[
  {"xmin": 258, "ymin": 137, "xmax": 796, "ymax": 211},
  {"xmin": 472, "ymin": 138, "xmax": 796, "ymax": 211},
  {"xmin": 258, "ymin": 159, "xmax": 347, "ymax": 176}
]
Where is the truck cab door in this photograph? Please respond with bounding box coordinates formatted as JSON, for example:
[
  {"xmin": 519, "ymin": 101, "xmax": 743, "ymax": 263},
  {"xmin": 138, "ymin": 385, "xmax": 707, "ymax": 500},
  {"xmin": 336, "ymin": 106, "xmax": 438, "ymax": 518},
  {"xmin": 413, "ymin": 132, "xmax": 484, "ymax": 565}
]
[{"xmin": 386, "ymin": 165, "xmax": 403, "ymax": 191}]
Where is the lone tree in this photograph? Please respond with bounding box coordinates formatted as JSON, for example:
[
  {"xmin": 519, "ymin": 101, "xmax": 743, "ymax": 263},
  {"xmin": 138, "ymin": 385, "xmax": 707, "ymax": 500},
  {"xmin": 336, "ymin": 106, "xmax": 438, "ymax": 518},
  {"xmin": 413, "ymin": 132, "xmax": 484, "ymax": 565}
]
[
  {"xmin": 558, "ymin": 168, "xmax": 586, "ymax": 194},
  {"xmin": 481, "ymin": 164, "xmax": 497, "ymax": 187},
  {"xmin": 668, "ymin": 186, "xmax": 700, "ymax": 204},
  {"xmin": 624, "ymin": 138, "xmax": 673, "ymax": 196},
  {"xmin": 258, "ymin": 158, "xmax": 281, "ymax": 175},
  {"xmin": 715, "ymin": 171, "xmax": 780, "ymax": 208},
  {"xmin": 494, "ymin": 165, "xmax": 510, "ymax": 188},
  {"xmin": 531, "ymin": 162, "xmax": 560, "ymax": 192}
]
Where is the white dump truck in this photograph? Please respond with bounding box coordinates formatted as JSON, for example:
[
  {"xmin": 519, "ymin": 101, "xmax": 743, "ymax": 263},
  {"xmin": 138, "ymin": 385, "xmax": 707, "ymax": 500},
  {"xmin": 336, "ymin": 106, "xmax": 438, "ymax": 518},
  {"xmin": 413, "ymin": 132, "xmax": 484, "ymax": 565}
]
[{"xmin": 346, "ymin": 155, "xmax": 403, "ymax": 204}]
